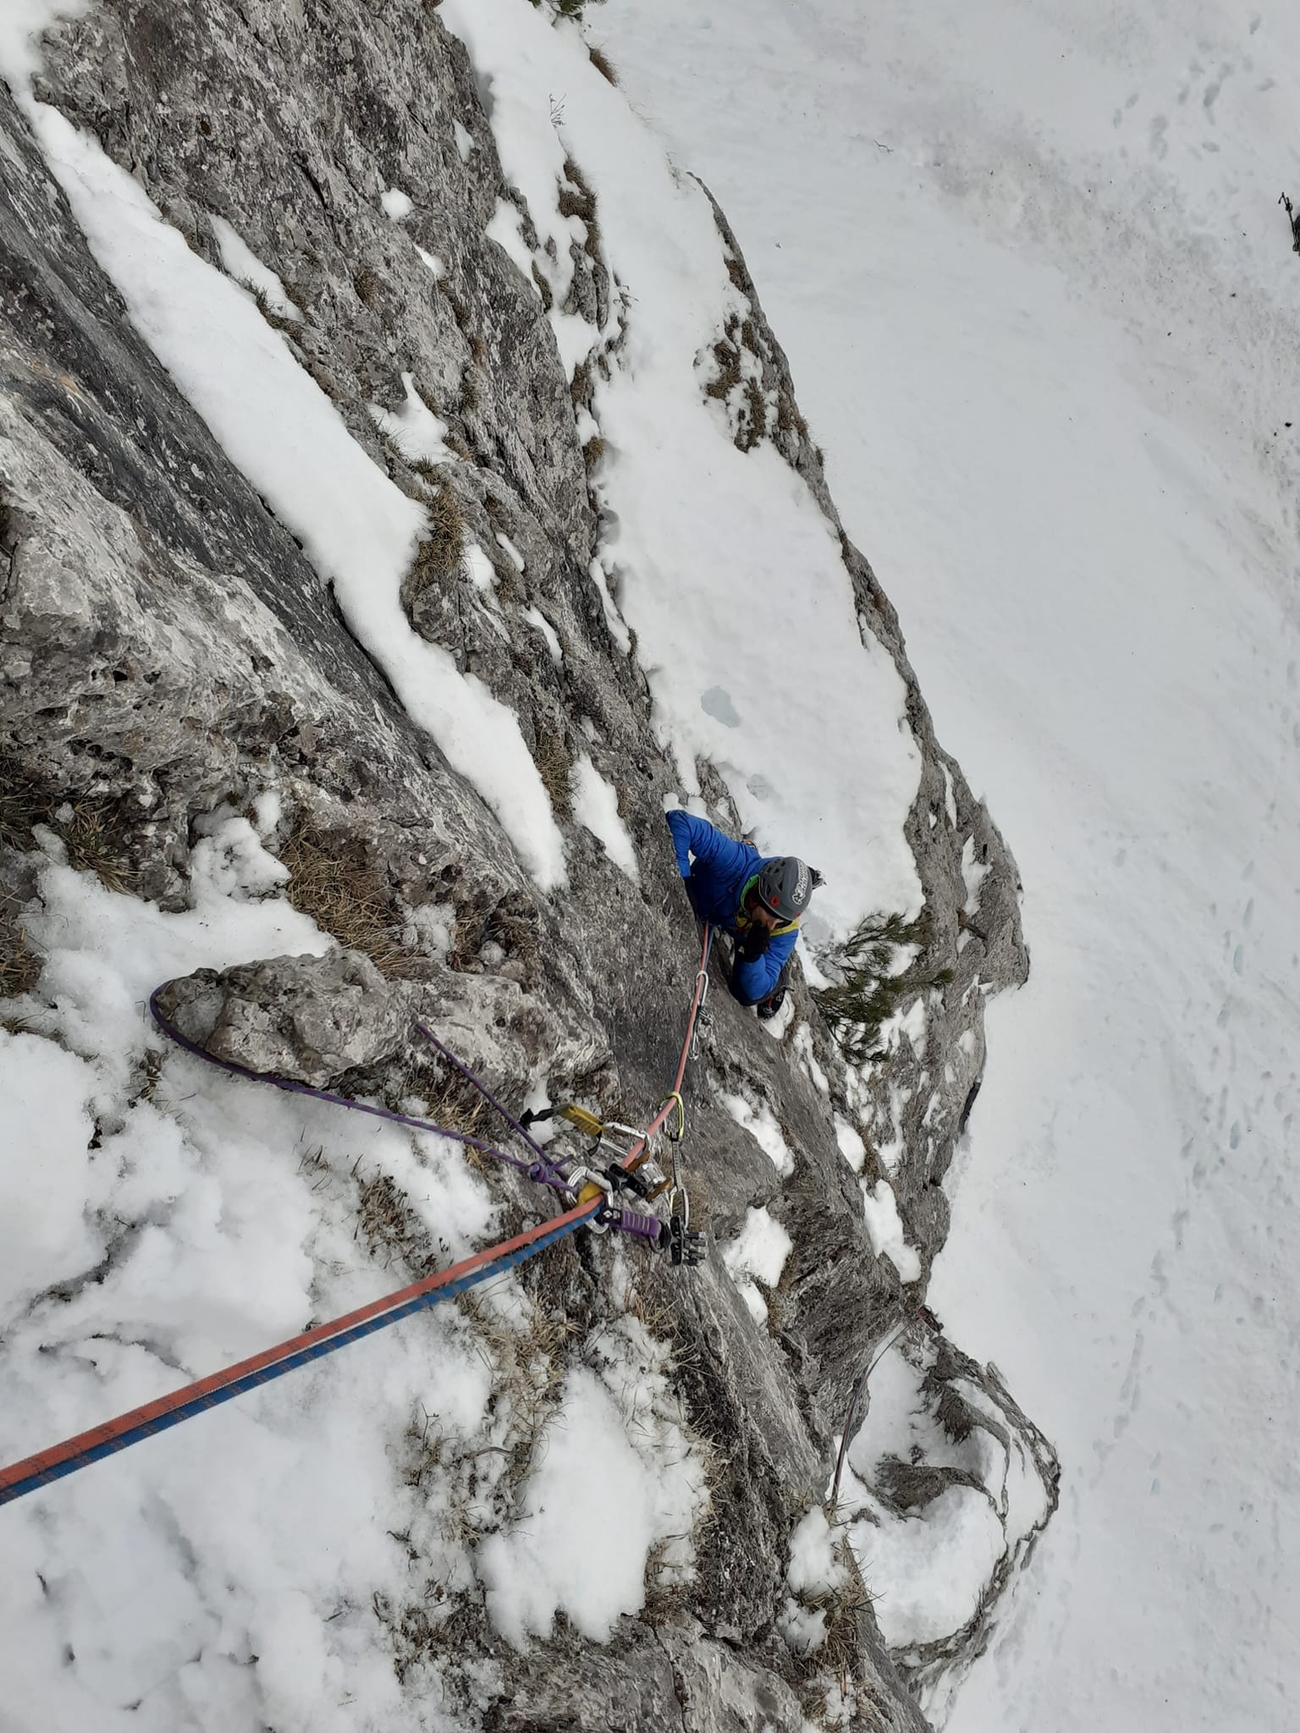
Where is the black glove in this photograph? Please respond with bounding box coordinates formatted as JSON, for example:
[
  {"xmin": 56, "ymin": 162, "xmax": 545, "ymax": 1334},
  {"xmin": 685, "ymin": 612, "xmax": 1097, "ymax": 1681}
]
[{"xmin": 737, "ymin": 926, "xmax": 771, "ymax": 962}]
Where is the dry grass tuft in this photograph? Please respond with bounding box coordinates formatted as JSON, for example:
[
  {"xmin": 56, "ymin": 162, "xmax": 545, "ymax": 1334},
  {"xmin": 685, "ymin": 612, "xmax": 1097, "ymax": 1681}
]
[
  {"xmin": 0, "ymin": 763, "xmax": 144, "ymax": 894},
  {"xmin": 558, "ymin": 159, "xmax": 602, "ymax": 259},
  {"xmin": 588, "ymin": 44, "xmax": 618, "ymax": 84},
  {"xmin": 775, "ymin": 389, "xmax": 809, "ymax": 440},
  {"xmin": 738, "ymin": 377, "xmax": 767, "ymax": 451},
  {"xmin": 0, "ymin": 764, "xmax": 47, "ymax": 852},
  {"xmin": 403, "ymin": 485, "xmax": 465, "ymax": 605},
  {"xmin": 279, "ymin": 825, "xmax": 406, "ymax": 975},
  {"xmin": 582, "ymin": 434, "xmax": 607, "ymax": 473},
  {"xmin": 247, "ymin": 284, "xmax": 301, "ymax": 335},
  {"xmin": 411, "ymin": 1058, "xmax": 492, "ymax": 1141},
  {"xmin": 704, "ymin": 336, "xmax": 742, "ymax": 402},
  {"xmin": 0, "ymin": 923, "xmax": 41, "ymax": 1001},
  {"xmin": 786, "ymin": 1530, "xmax": 876, "ymax": 1688},
  {"xmin": 570, "ymin": 357, "xmax": 594, "ymax": 409},
  {"xmin": 356, "ymin": 1169, "xmax": 436, "ymax": 1271},
  {"xmin": 458, "ymin": 363, "xmax": 481, "ymax": 414},
  {"xmin": 533, "ymin": 724, "xmax": 573, "ymax": 818},
  {"xmin": 60, "ymin": 802, "xmax": 142, "ymax": 893},
  {"xmin": 448, "ymin": 889, "xmax": 540, "ymax": 980}
]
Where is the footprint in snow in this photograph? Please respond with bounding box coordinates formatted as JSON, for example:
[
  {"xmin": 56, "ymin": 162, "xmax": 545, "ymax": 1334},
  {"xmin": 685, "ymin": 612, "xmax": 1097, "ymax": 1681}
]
[{"xmin": 700, "ymin": 685, "xmax": 741, "ymax": 728}]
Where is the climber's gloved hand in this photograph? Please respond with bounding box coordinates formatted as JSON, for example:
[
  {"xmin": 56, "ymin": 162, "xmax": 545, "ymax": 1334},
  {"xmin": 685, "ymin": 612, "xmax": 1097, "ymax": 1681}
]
[{"xmin": 737, "ymin": 926, "xmax": 771, "ymax": 962}]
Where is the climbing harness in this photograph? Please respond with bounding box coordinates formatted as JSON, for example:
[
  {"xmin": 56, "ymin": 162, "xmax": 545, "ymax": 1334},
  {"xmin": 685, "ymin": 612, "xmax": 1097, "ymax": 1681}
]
[{"xmin": 0, "ymin": 927, "xmax": 714, "ymax": 1510}]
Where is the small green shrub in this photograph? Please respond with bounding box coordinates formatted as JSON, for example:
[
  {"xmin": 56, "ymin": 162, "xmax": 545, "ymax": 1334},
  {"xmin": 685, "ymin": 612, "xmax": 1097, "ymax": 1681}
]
[{"xmin": 814, "ymin": 911, "xmax": 952, "ymax": 1067}]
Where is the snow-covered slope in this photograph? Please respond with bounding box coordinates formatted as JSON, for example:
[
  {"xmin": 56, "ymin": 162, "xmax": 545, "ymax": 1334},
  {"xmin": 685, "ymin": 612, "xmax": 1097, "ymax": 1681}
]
[
  {"xmin": 605, "ymin": 1, "xmax": 1300, "ymax": 1727},
  {"xmin": 0, "ymin": 1, "xmax": 1056, "ymax": 1728}
]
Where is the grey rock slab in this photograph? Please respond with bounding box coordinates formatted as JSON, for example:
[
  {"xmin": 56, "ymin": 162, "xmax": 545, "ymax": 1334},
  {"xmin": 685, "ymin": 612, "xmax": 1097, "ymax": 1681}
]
[{"xmin": 156, "ymin": 949, "xmax": 415, "ymax": 1083}]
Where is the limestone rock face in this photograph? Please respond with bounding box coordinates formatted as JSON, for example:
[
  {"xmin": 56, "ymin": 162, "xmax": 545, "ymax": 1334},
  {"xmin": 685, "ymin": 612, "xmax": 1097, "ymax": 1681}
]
[
  {"xmin": 156, "ymin": 950, "xmax": 414, "ymax": 1083},
  {"xmin": 0, "ymin": 3, "xmax": 1056, "ymax": 1729}
]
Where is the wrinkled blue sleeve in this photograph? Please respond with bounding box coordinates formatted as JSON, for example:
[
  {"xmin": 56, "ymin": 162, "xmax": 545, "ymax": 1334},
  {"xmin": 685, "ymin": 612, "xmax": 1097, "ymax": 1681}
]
[
  {"xmin": 730, "ymin": 926, "xmax": 798, "ymax": 1005},
  {"xmin": 665, "ymin": 809, "xmax": 731, "ymax": 878}
]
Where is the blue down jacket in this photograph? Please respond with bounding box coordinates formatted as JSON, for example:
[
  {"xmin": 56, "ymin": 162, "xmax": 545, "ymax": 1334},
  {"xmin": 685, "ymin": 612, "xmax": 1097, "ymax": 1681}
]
[{"xmin": 665, "ymin": 810, "xmax": 799, "ymax": 1005}]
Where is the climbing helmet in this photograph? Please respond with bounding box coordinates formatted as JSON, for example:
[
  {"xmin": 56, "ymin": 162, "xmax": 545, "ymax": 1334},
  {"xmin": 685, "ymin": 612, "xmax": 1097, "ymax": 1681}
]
[{"xmin": 752, "ymin": 856, "xmax": 814, "ymax": 925}]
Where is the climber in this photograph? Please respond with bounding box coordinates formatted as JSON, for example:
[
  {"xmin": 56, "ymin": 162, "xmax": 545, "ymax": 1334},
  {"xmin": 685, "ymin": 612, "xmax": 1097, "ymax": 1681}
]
[{"xmin": 665, "ymin": 808, "xmax": 819, "ymax": 1020}]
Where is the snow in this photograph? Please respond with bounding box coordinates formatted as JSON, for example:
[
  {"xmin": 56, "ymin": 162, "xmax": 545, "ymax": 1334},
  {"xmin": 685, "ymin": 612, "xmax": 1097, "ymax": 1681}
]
[
  {"xmin": 379, "ymin": 185, "xmax": 413, "ymax": 222},
  {"xmin": 571, "ymin": 753, "xmax": 640, "ymax": 881},
  {"xmin": 463, "ymin": 542, "xmax": 498, "ymax": 595},
  {"xmin": 494, "ymin": 531, "xmax": 526, "ymax": 572},
  {"xmin": 523, "ymin": 604, "xmax": 563, "ymax": 666},
  {"xmin": 958, "ymin": 837, "xmax": 990, "ymax": 919},
  {"xmin": 0, "ymin": 1034, "xmax": 101, "ymax": 1315},
  {"xmin": 791, "ymin": 1019, "xmax": 829, "ymax": 1094},
  {"xmin": 368, "ymin": 371, "xmax": 455, "ymax": 466},
  {"xmin": 851, "ymin": 1487, "xmax": 1004, "ymax": 1650},
  {"xmin": 0, "ymin": 0, "xmax": 87, "ymax": 86},
  {"xmin": 720, "ymin": 1090, "xmax": 795, "ymax": 1178},
  {"xmin": 484, "ymin": 197, "xmax": 540, "ymax": 297},
  {"xmin": 477, "ymin": 1322, "xmax": 707, "ymax": 1645},
  {"xmin": 587, "ymin": 556, "xmax": 630, "ymax": 653},
  {"xmin": 413, "ymin": 242, "xmax": 446, "ymax": 280},
  {"xmin": 834, "ymin": 1116, "xmax": 867, "ymax": 1174},
  {"xmin": 210, "ymin": 215, "xmax": 302, "ymax": 320},
  {"xmin": 786, "ymin": 1504, "xmax": 848, "ymax": 1599},
  {"xmin": 721, "ymin": 1205, "xmax": 792, "ymax": 1323},
  {"xmin": 0, "ymin": 840, "xmax": 714, "ymax": 1725},
  {"xmin": 438, "ymin": 0, "xmax": 923, "ymax": 939},
  {"xmin": 189, "ymin": 813, "xmax": 290, "ymax": 906},
  {"xmin": 780, "ymin": 1503, "xmax": 850, "ymax": 1655},
  {"xmin": 860, "ymin": 1181, "xmax": 921, "ymax": 1285},
  {"xmin": 834, "ymin": 1344, "xmax": 1033, "ymax": 1659},
  {"xmin": 22, "ymin": 102, "xmax": 566, "ymax": 890},
  {"xmin": 605, "ymin": 0, "xmax": 1300, "ymax": 1726},
  {"xmin": 0, "ymin": 847, "xmax": 519, "ymax": 1728}
]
